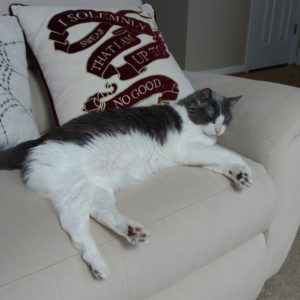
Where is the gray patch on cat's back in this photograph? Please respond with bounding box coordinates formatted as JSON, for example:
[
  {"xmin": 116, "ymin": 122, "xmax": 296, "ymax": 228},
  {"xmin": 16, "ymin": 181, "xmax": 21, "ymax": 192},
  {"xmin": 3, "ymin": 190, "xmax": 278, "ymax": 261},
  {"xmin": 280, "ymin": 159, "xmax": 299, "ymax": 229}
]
[{"xmin": 42, "ymin": 105, "xmax": 183, "ymax": 146}]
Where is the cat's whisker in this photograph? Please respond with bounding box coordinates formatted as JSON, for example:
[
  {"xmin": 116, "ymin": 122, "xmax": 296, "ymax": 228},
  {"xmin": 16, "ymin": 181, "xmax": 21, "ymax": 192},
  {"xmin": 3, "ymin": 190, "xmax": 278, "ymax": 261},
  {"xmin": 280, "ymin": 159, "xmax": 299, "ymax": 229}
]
[
  {"xmin": 223, "ymin": 133, "xmax": 231, "ymax": 138},
  {"xmin": 223, "ymin": 131, "xmax": 233, "ymax": 138}
]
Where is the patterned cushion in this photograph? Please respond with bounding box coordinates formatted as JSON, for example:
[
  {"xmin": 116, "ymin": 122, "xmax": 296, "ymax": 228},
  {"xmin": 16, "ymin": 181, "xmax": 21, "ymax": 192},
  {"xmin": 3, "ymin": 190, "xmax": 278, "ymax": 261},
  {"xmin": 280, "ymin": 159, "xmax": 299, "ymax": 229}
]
[
  {"xmin": 0, "ymin": 15, "xmax": 39, "ymax": 148},
  {"xmin": 11, "ymin": 4, "xmax": 194, "ymax": 125}
]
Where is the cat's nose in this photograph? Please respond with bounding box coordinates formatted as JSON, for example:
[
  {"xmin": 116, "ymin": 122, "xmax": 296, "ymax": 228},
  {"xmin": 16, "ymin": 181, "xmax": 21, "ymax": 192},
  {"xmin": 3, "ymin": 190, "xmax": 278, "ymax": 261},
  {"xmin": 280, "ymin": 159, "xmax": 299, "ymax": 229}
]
[{"xmin": 215, "ymin": 127, "xmax": 221, "ymax": 135}]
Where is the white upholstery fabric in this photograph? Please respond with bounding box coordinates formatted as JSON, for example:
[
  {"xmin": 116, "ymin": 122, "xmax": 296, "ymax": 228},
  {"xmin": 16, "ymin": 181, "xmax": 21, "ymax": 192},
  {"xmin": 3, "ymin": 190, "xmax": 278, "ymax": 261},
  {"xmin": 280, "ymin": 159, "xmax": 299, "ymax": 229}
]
[
  {"xmin": 148, "ymin": 234, "xmax": 267, "ymax": 300},
  {"xmin": 1, "ymin": 58, "xmax": 300, "ymax": 298},
  {"xmin": 0, "ymin": 159, "xmax": 274, "ymax": 299},
  {"xmin": 0, "ymin": 16, "xmax": 39, "ymax": 148},
  {"xmin": 185, "ymin": 71, "xmax": 300, "ymax": 279},
  {"xmin": 29, "ymin": 69, "xmax": 56, "ymax": 133}
]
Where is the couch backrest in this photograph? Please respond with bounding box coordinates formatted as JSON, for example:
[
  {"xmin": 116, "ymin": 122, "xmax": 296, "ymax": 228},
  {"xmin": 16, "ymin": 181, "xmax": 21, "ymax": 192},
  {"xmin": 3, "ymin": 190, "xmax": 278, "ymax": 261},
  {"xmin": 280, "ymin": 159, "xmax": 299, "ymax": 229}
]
[{"xmin": 29, "ymin": 69, "xmax": 56, "ymax": 133}]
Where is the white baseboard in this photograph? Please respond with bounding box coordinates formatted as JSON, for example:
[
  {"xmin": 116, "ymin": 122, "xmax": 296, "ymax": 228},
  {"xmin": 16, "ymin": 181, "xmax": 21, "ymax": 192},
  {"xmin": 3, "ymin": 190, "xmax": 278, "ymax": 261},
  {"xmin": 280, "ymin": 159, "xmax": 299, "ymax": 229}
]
[{"xmin": 203, "ymin": 65, "xmax": 247, "ymax": 75}]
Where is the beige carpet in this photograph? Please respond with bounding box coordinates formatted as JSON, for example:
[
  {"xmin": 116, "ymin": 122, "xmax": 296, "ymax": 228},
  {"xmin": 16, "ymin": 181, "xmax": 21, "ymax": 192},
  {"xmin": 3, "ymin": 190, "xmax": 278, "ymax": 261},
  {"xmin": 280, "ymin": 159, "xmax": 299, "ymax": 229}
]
[{"xmin": 257, "ymin": 228, "xmax": 300, "ymax": 300}]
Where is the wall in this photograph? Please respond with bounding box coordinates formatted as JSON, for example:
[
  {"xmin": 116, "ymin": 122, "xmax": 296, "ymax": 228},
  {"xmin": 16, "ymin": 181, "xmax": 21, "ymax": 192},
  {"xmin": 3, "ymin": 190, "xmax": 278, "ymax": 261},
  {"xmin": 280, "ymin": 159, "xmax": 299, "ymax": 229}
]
[
  {"xmin": 293, "ymin": 1, "xmax": 300, "ymax": 65},
  {"xmin": 185, "ymin": 0, "xmax": 251, "ymax": 71},
  {"xmin": 146, "ymin": 0, "xmax": 188, "ymax": 68},
  {"xmin": 5, "ymin": 0, "xmax": 252, "ymax": 71}
]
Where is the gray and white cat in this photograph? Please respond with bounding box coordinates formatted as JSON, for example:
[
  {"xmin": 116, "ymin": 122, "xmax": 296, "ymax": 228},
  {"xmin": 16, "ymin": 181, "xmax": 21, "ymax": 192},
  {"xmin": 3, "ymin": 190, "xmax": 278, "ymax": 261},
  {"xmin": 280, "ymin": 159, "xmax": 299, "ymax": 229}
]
[{"xmin": 0, "ymin": 88, "xmax": 252, "ymax": 280}]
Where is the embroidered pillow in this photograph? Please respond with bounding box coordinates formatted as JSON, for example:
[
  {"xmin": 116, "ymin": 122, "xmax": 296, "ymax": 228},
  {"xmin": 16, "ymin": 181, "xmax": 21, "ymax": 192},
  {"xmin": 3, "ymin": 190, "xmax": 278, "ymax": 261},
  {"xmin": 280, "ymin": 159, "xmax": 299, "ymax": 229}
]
[
  {"xmin": 0, "ymin": 15, "xmax": 39, "ymax": 148},
  {"xmin": 11, "ymin": 4, "xmax": 194, "ymax": 125}
]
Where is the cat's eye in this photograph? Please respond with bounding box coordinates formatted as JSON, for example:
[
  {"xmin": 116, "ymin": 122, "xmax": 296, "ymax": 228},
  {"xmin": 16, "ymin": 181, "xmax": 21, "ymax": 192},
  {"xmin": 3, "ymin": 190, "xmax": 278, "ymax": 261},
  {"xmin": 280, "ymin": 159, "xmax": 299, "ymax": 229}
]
[{"xmin": 205, "ymin": 106, "xmax": 215, "ymax": 118}]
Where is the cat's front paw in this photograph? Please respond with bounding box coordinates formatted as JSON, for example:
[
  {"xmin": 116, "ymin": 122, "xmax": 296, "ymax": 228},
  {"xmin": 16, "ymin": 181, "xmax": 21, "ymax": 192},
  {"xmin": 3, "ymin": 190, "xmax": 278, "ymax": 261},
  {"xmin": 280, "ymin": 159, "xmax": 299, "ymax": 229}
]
[{"xmin": 227, "ymin": 164, "xmax": 253, "ymax": 190}]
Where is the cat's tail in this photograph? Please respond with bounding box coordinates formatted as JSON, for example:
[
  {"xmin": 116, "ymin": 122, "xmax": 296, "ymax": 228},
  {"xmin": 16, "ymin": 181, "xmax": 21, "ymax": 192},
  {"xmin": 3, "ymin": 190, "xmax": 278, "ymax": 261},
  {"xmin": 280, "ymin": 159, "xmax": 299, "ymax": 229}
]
[{"xmin": 0, "ymin": 139, "xmax": 41, "ymax": 170}]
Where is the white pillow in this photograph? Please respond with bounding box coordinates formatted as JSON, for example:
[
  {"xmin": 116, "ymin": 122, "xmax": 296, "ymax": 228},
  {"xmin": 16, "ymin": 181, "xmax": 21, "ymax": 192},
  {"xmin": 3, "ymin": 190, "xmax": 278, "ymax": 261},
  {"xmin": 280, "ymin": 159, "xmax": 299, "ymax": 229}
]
[
  {"xmin": 0, "ymin": 15, "xmax": 39, "ymax": 149},
  {"xmin": 11, "ymin": 4, "xmax": 194, "ymax": 125}
]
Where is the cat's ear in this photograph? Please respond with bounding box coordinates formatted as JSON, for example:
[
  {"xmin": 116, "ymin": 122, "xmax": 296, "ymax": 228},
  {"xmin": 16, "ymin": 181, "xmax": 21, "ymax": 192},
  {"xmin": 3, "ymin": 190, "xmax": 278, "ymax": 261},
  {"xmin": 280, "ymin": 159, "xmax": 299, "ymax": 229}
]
[
  {"xmin": 188, "ymin": 88, "xmax": 212, "ymax": 112},
  {"xmin": 190, "ymin": 88, "xmax": 212, "ymax": 106},
  {"xmin": 197, "ymin": 88, "xmax": 212, "ymax": 101},
  {"xmin": 227, "ymin": 95, "xmax": 242, "ymax": 107}
]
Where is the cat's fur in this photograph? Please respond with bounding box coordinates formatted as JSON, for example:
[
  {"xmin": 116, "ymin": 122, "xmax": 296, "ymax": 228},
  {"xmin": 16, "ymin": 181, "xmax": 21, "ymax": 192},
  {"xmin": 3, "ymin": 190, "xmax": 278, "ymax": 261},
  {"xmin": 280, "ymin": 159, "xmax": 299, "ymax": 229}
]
[{"xmin": 0, "ymin": 88, "xmax": 252, "ymax": 279}]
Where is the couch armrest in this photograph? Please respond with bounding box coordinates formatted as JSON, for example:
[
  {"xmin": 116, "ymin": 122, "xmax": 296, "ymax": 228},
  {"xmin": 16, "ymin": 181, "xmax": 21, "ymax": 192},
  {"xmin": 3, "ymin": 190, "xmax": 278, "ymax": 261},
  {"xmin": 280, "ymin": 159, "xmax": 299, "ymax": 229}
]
[
  {"xmin": 185, "ymin": 71, "xmax": 300, "ymax": 179},
  {"xmin": 185, "ymin": 70, "xmax": 300, "ymax": 278}
]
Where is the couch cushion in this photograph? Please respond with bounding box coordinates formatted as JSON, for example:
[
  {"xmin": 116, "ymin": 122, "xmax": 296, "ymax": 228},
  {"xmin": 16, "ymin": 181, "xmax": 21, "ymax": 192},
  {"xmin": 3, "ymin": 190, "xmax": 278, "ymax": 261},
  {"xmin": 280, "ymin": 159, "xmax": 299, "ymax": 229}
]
[
  {"xmin": 12, "ymin": 3, "xmax": 194, "ymax": 125},
  {"xmin": 0, "ymin": 16, "xmax": 39, "ymax": 148},
  {"xmin": 0, "ymin": 158, "xmax": 276, "ymax": 299},
  {"xmin": 148, "ymin": 234, "xmax": 267, "ymax": 300}
]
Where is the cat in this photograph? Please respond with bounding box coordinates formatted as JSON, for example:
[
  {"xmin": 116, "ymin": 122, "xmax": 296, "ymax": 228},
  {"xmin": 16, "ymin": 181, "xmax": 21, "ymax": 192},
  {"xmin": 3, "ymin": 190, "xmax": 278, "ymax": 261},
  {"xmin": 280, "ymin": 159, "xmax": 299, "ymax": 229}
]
[{"xmin": 0, "ymin": 88, "xmax": 252, "ymax": 280}]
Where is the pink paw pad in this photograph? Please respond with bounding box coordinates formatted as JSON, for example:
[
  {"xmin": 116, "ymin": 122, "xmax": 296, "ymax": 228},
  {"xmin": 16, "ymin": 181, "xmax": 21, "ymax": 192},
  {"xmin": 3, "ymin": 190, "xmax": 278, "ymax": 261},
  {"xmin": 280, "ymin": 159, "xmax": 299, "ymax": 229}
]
[{"xmin": 127, "ymin": 225, "xmax": 149, "ymax": 244}]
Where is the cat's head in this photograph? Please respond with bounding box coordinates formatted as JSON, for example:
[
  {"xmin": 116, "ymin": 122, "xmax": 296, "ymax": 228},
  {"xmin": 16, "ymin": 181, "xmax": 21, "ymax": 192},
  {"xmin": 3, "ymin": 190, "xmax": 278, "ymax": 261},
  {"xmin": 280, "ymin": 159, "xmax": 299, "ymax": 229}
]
[{"xmin": 181, "ymin": 88, "xmax": 241, "ymax": 137}]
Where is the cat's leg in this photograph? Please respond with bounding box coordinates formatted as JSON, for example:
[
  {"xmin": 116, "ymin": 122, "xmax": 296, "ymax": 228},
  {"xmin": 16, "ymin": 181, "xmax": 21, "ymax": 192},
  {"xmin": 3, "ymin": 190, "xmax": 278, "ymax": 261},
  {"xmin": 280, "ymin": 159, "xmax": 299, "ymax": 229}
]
[
  {"xmin": 175, "ymin": 143, "xmax": 253, "ymax": 189},
  {"xmin": 24, "ymin": 144, "xmax": 110, "ymax": 279},
  {"xmin": 58, "ymin": 211, "xmax": 110, "ymax": 280},
  {"xmin": 53, "ymin": 184, "xmax": 110, "ymax": 280},
  {"xmin": 90, "ymin": 188, "xmax": 150, "ymax": 245}
]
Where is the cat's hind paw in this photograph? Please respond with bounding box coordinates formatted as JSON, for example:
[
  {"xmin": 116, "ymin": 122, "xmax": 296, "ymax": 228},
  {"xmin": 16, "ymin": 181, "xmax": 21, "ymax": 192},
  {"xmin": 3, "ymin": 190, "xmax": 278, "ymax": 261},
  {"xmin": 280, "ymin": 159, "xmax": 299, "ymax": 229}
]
[
  {"xmin": 227, "ymin": 164, "xmax": 253, "ymax": 190},
  {"xmin": 127, "ymin": 225, "xmax": 150, "ymax": 245},
  {"xmin": 89, "ymin": 262, "xmax": 110, "ymax": 280}
]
